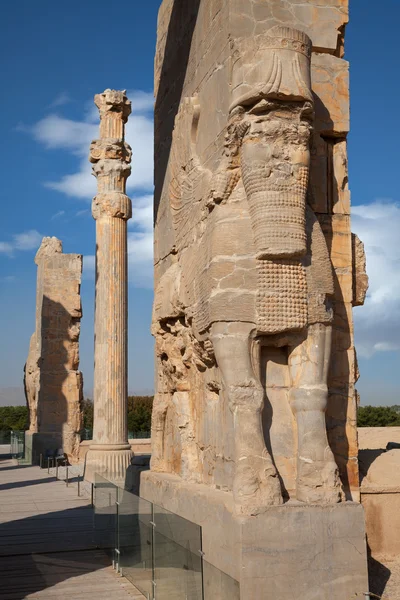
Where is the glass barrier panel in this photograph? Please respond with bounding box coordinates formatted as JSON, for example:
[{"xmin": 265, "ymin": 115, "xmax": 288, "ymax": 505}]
[
  {"xmin": 93, "ymin": 473, "xmax": 118, "ymax": 554},
  {"xmin": 117, "ymin": 487, "xmax": 153, "ymax": 600},
  {"xmin": 153, "ymin": 504, "xmax": 202, "ymax": 600},
  {"xmin": 202, "ymin": 559, "xmax": 240, "ymax": 600},
  {"xmin": 10, "ymin": 431, "xmax": 24, "ymax": 458}
]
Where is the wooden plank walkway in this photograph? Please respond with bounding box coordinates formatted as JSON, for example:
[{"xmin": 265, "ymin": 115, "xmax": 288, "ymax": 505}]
[{"xmin": 0, "ymin": 458, "xmax": 144, "ymax": 600}]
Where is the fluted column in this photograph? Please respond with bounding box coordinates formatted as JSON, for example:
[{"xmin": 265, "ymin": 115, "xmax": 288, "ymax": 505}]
[{"xmin": 85, "ymin": 89, "xmax": 133, "ymax": 483}]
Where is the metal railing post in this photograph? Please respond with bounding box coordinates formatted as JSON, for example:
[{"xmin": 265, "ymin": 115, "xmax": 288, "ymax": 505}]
[
  {"xmin": 91, "ymin": 483, "xmax": 94, "ymax": 507},
  {"xmin": 66, "ymin": 465, "xmax": 69, "ymax": 487},
  {"xmin": 77, "ymin": 474, "xmax": 81, "ymax": 497}
]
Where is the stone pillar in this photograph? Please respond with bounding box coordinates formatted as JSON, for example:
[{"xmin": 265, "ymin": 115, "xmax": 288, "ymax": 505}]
[
  {"xmin": 142, "ymin": 2, "xmax": 369, "ymax": 598},
  {"xmin": 24, "ymin": 237, "xmax": 83, "ymax": 463},
  {"xmin": 84, "ymin": 89, "xmax": 133, "ymax": 484}
]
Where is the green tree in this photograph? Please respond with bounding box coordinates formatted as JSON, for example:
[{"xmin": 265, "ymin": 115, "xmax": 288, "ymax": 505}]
[
  {"xmin": 0, "ymin": 406, "xmax": 28, "ymax": 432},
  {"xmin": 81, "ymin": 398, "xmax": 94, "ymax": 429},
  {"xmin": 127, "ymin": 396, "xmax": 153, "ymax": 433},
  {"xmin": 357, "ymin": 405, "xmax": 400, "ymax": 427}
]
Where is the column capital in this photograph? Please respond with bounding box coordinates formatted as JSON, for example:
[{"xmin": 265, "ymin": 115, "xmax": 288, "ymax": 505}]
[
  {"xmin": 92, "ymin": 192, "xmax": 132, "ymax": 220},
  {"xmin": 94, "ymin": 89, "xmax": 131, "ymax": 125},
  {"xmin": 90, "ymin": 90, "xmax": 132, "ymax": 220}
]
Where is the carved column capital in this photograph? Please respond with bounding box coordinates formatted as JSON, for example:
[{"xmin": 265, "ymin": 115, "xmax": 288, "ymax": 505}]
[
  {"xmin": 94, "ymin": 89, "xmax": 132, "ymax": 125},
  {"xmin": 90, "ymin": 89, "xmax": 132, "ymax": 221},
  {"xmin": 92, "ymin": 192, "xmax": 132, "ymax": 220}
]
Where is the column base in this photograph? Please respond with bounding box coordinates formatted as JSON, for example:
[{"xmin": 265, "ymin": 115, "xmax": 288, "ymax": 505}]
[{"xmin": 84, "ymin": 443, "xmax": 133, "ymax": 485}]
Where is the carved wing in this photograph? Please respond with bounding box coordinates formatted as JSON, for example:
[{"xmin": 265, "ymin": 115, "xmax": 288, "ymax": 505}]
[{"xmin": 169, "ymin": 97, "xmax": 211, "ymax": 252}]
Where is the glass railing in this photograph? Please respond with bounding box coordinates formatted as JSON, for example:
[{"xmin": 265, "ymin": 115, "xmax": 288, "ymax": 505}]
[
  {"xmin": 10, "ymin": 430, "xmax": 25, "ymax": 458},
  {"xmin": 93, "ymin": 474, "xmax": 239, "ymax": 600}
]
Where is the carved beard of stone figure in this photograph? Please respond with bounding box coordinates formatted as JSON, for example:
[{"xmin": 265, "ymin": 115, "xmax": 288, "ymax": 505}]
[{"xmin": 239, "ymin": 101, "xmax": 313, "ymax": 261}]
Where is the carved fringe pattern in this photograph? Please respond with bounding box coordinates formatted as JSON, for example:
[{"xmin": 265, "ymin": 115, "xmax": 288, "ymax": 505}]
[
  {"xmin": 261, "ymin": 26, "xmax": 312, "ymax": 58},
  {"xmin": 257, "ymin": 259, "xmax": 307, "ymax": 334},
  {"xmin": 241, "ymin": 164, "xmax": 309, "ymax": 257}
]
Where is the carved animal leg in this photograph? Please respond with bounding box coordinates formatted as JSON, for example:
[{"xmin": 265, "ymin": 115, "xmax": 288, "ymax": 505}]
[
  {"xmin": 150, "ymin": 391, "xmax": 169, "ymax": 472},
  {"xmin": 210, "ymin": 322, "xmax": 282, "ymax": 515},
  {"xmin": 288, "ymin": 323, "xmax": 343, "ymax": 503}
]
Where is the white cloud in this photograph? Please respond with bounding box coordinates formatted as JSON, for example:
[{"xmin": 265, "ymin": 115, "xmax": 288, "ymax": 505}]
[
  {"xmin": 352, "ymin": 200, "xmax": 400, "ymax": 358},
  {"xmin": 23, "ymin": 89, "xmax": 154, "ymax": 200},
  {"xmin": 82, "ymin": 194, "xmax": 154, "ymax": 289},
  {"xmin": 0, "ymin": 242, "xmax": 13, "ymax": 256},
  {"xmin": 0, "ymin": 230, "xmax": 43, "ymax": 256},
  {"xmin": 130, "ymin": 194, "xmax": 153, "ymax": 232},
  {"xmin": 13, "ymin": 230, "xmax": 43, "ymax": 251},
  {"xmin": 127, "ymin": 90, "xmax": 154, "ymax": 113},
  {"xmin": 31, "ymin": 115, "xmax": 97, "ymax": 156},
  {"xmin": 20, "ymin": 91, "xmax": 154, "ymax": 290},
  {"xmin": 45, "ymin": 160, "xmax": 95, "ymax": 198}
]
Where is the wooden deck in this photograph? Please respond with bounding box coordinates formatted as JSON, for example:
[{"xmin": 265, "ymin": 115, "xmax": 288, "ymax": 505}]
[{"xmin": 0, "ymin": 458, "xmax": 144, "ymax": 600}]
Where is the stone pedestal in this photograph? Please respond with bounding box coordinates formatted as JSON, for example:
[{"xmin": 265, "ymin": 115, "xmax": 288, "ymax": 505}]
[{"xmin": 141, "ymin": 471, "xmax": 368, "ymax": 600}]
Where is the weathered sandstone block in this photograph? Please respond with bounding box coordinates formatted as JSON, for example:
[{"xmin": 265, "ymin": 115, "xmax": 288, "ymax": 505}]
[{"xmin": 24, "ymin": 237, "xmax": 83, "ymax": 461}]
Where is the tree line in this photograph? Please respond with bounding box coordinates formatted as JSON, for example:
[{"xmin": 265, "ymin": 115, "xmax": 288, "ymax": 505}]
[
  {"xmin": 1, "ymin": 401, "xmax": 400, "ymax": 433},
  {"xmin": 0, "ymin": 396, "xmax": 154, "ymax": 436}
]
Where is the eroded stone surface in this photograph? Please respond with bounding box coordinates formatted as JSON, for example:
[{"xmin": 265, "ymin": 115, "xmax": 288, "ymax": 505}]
[
  {"xmin": 352, "ymin": 233, "xmax": 369, "ymax": 306},
  {"xmin": 24, "ymin": 237, "xmax": 83, "ymax": 460},
  {"xmin": 151, "ymin": 0, "xmax": 366, "ymax": 519}
]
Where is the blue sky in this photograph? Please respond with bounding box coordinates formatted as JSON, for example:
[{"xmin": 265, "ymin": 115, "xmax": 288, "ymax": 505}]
[{"xmin": 0, "ymin": 1, "xmax": 399, "ymax": 406}]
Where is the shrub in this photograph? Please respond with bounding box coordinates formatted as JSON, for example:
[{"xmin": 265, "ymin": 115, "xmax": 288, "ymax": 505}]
[{"xmin": 357, "ymin": 405, "xmax": 400, "ymax": 427}]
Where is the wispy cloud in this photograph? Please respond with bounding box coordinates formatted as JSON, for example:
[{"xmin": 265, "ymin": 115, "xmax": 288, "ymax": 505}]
[
  {"xmin": 48, "ymin": 92, "xmax": 71, "ymax": 108},
  {"xmin": 0, "ymin": 275, "xmax": 16, "ymax": 283},
  {"xmin": 76, "ymin": 209, "xmax": 90, "ymax": 217},
  {"xmin": 0, "ymin": 230, "xmax": 43, "ymax": 257},
  {"xmin": 352, "ymin": 200, "xmax": 400, "ymax": 358},
  {"xmin": 50, "ymin": 210, "xmax": 65, "ymax": 221}
]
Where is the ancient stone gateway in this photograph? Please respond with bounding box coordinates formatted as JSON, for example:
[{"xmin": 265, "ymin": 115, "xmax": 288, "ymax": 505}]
[
  {"xmin": 24, "ymin": 237, "xmax": 83, "ymax": 463},
  {"xmin": 142, "ymin": 1, "xmax": 369, "ymax": 598},
  {"xmin": 84, "ymin": 89, "xmax": 133, "ymax": 483}
]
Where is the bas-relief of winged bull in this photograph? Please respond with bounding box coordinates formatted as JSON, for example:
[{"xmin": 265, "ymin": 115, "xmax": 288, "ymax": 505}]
[{"xmin": 152, "ymin": 26, "xmax": 350, "ymax": 515}]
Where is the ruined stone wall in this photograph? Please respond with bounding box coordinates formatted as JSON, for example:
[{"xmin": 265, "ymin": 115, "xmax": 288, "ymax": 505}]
[
  {"xmin": 153, "ymin": 0, "xmax": 367, "ymax": 500},
  {"xmin": 24, "ymin": 237, "xmax": 83, "ymax": 460}
]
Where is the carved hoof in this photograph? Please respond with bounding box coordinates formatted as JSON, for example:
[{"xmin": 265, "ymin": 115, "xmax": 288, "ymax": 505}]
[
  {"xmin": 234, "ymin": 453, "xmax": 283, "ymax": 515},
  {"xmin": 296, "ymin": 455, "xmax": 343, "ymax": 504}
]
